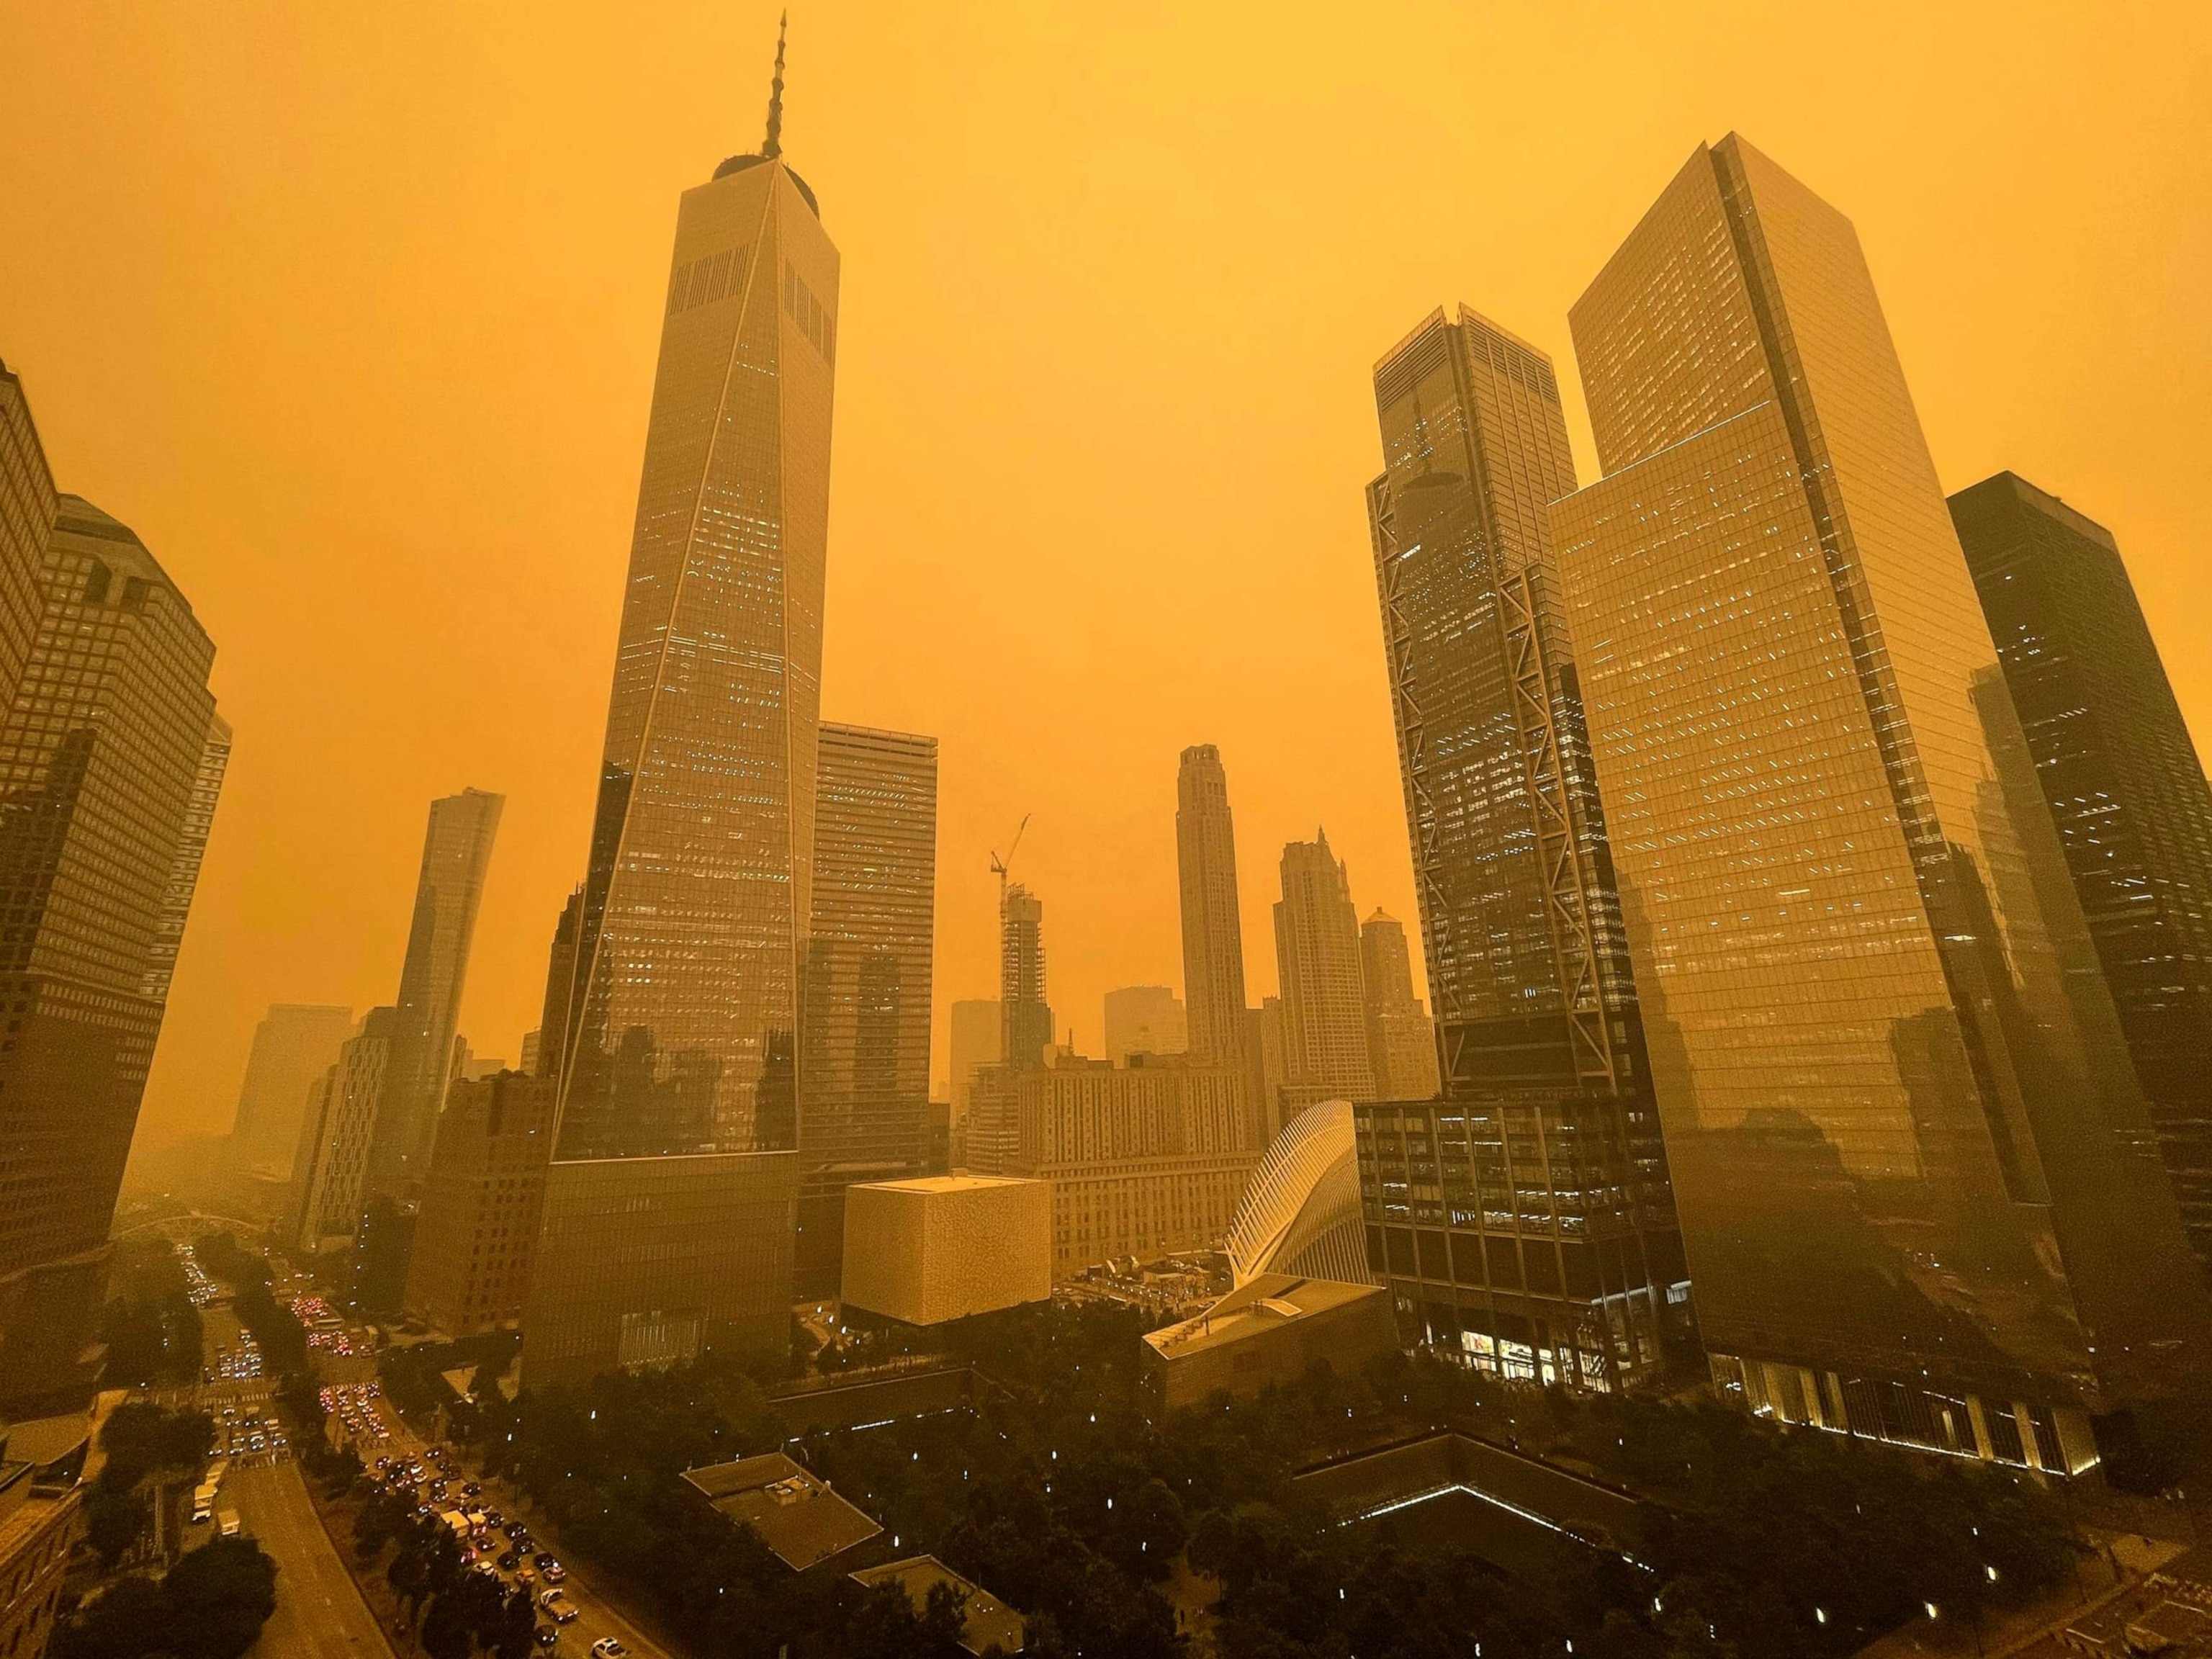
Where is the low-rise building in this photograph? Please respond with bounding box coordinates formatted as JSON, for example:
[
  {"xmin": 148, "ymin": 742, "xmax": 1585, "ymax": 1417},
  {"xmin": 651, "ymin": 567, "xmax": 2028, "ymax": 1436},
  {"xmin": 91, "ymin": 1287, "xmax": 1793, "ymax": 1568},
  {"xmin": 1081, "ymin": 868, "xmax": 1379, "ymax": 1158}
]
[
  {"xmin": 850, "ymin": 1555, "xmax": 1025, "ymax": 1654},
  {"xmin": 681, "ymin": 1452, "xmax": 881, "ymax": 1571},
  {"xmin": 1141, "ymin": 1272, "xmax": 1396, "ymax": 1412},
  {"xmin": 841, "ymin": 1176, "xmax": 1051, "ymax": 1326}
]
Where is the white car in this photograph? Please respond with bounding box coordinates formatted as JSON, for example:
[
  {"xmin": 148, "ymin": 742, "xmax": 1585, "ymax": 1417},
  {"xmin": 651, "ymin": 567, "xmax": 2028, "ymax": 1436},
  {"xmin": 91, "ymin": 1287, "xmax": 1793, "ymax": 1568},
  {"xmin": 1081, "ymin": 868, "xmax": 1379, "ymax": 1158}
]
[{"xmin": 591, "ymin": 1643, "xmax": 627, "ymax": 1658}]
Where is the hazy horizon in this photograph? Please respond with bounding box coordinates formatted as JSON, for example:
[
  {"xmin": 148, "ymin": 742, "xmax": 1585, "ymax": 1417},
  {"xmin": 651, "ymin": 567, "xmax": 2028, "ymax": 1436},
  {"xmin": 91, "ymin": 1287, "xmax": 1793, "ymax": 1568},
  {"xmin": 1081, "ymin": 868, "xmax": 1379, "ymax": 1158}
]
[{"xmin": 4, "ymin": 1, "xmax": 2206, "ymax": 1156}]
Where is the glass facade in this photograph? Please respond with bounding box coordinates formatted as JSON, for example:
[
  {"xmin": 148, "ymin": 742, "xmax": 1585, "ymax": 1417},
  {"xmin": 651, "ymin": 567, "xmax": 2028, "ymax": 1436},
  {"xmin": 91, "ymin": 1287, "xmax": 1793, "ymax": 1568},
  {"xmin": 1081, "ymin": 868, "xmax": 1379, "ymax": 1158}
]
[
  {"xmin": 1361, "ymin": 307, "xmax": 1681, "ymax": 1393},
  {"xmin": 1952, "ymin": 473, "xmax": 2212, "ymax": 1277},
  {"xmin": 366, "ymin": 786, "xmax": 502, "ymax": 1198},
  {"xmin": 796, "ymin": 722, "xmax": 938, "ymax": 1295},
  {"xmin": 0, "ymin": 495, "xmax": 223, "ymax": 1413},
  {"xmin": 1550, "ymin": 135, "xmax": 2207, "ymax": 1462},
  {"xmin": 527, "ymin": 144, "xmax": 831, "ymax": 1380}
]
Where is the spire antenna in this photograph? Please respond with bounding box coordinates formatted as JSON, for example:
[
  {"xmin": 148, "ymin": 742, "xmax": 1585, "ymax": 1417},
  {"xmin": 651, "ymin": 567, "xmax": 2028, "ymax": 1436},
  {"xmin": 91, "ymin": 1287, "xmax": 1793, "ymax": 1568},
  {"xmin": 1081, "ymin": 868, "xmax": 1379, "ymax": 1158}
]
[{"xmin": 763, "ymin": 11, "xmax": 788, "ymax": 160}]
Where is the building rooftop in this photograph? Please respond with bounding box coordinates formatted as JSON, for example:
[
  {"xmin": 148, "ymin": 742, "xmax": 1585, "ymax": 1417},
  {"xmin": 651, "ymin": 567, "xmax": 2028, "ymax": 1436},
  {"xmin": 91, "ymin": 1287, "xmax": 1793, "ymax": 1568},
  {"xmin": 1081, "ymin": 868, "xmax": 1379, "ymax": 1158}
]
[
  {"xmin": 681, "ymin": 1452, "xmax": 881, "ymax": 1571},
  {"xmin": 854, "ymin": 1174, "xmax": 1042, "ymax": 1197},
  {"xmin": 1143, "ymin": 1272, "xmax": 1386, "ymax": 1362},
  {"xmin": 849, "ymin": 1555, "xmax": 1025, "ymax": 1655}
]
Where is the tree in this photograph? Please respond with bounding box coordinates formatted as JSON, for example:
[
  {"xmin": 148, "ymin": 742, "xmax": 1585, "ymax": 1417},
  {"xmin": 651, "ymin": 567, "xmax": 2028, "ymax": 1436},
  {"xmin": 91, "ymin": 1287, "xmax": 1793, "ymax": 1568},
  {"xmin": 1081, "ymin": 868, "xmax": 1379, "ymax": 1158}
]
[
  {"xmin": 82, "ymin": 1484, "xmax": 153, "ymax": 1568},
  {"xmin": 47, "ymin": 1539, "xmax": 276, "ymax": 1659},
  {"xmin": 163, "ymin": 1537, "xmax": 279, "ymax": 1659}
]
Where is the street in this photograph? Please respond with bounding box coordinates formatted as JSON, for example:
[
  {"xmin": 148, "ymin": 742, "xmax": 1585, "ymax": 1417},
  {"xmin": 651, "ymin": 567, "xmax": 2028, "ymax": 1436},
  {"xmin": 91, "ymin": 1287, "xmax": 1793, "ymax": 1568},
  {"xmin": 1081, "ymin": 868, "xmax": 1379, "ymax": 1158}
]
[
  {"xmin": 349, "ymin": 1386, "xmax": 671, "ymax": 1658},
  {"xmin": 202, "ymin": 1459, "xmax": 398, "ymax": 1659}
]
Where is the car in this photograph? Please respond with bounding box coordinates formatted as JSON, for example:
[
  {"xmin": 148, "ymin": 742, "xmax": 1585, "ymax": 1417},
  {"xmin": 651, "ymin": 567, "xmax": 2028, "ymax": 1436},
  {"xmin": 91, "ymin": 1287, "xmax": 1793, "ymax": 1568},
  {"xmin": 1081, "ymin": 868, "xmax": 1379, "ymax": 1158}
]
[
  {"xmin": 462, "ymin": 1482, "xmax": 482, "ymax": 1498},
  {"xmin": 539, "ymin": 1592, "xmax": 578, "ymax": 1625},
  {"xmin": 533, "ymin": 1630, "xmax": 559, "ymax": 1650},
  {"xmin": 590, "ymin": 1642, "xmax": 628, "ymax": 1658},
  {"xmin": 531, "ymin": 1552, "xmax": 557, "ymax": 1570},
  {"xmin": 483, "ymin": 1511, "xmax": 504, "ymax": 1529},
  {"xmin": 498, "ymin": 1553, "xmax": 520, "ymax": 1572},
  {"xmin": 540, "ymin": 1563, "xmax": 565, "ymax": 1584},
  {"xmin": 515, "ymin": 1565, "xmax": 536, "ymax": 1585}
]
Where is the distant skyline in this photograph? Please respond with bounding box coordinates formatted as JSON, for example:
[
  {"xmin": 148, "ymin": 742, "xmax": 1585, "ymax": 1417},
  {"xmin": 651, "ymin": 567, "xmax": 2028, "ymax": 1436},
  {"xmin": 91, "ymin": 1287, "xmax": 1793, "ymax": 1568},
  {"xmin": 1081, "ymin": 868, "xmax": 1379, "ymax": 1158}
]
[{"xmin": 1, "ymin": 4, "xmax": 2206, "ymax": 1153}]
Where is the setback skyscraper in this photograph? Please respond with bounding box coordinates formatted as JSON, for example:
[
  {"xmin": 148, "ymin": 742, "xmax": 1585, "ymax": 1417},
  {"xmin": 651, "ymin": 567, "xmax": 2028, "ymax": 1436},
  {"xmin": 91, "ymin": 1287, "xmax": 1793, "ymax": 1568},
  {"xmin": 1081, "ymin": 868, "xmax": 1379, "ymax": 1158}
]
[
  {"xmin": 365, "ymin": 787, "xmax": 503, "ymax": 1199},
  {"xmin": 796, "ymin": 722, "xmax": 938, "ymax": 1295},
  {"xmin": 1550, "ymin": 134, "xmax": 2208, "ymax": 1467},
  {"xmin": 1357, "ymin": 909, "xmax": 1439, "ymax": 1102},
  {"xmin": 1360, "ymin": 307, "xmax": 1682, "ymax": 1393},
  {"xmin": 0, "ymin": 493, "xmax": 225, "ymax": 1413},
  {"xmin": 527, "ymin": 36, "xmax": 831, "ymax": 1383},
  {"xmin": 1952, "ymin": 472, "xmax": 2212, "ymax": 1274},
  {"xmin": 1176, "ymin": 745, "xmax": 1250, "ymax": 1061},
  {"xmin": 947, "ymin": 997, "xmax": 1002, "ymax": 1121},
  {"xmin": 1272, "ymin": 833, "xmax": 1375, "ymax": 1113}
]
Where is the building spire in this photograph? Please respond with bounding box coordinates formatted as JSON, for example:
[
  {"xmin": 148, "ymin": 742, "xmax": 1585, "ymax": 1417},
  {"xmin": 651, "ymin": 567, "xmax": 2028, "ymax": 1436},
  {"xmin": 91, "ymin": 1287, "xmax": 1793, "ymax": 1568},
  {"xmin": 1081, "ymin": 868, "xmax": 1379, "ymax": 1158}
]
[{"xmin": 763, "ymin": 11, "xmax": 787, "ymax": 160}]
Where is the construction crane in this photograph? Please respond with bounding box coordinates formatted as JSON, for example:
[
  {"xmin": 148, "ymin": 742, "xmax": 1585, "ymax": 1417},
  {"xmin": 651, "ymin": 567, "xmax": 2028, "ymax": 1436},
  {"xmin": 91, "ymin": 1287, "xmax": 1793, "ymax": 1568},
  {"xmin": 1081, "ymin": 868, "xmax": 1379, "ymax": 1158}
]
[{"xmin": 989, "ymin": 814, "xmax": 1031, "ymax": 915}]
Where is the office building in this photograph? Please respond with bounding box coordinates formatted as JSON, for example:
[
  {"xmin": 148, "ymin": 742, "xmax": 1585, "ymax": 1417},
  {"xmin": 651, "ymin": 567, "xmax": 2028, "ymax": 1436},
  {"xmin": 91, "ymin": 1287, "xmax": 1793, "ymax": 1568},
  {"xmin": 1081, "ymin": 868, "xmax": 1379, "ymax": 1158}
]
[
  {"xmin": 1272, "ymin": 833, "xmax": 1375, "ymax": 1111},
  {"xmin": 1361, "ymin": 303, "xmax": 1684, "ymax": 1395},
  {"xmin": 1103, "ymin": 985, "xmax": 1186, "ymax": 1064},
  {"xmin": 1224, "ymin": 1100, "xmax": 1372, "ymax": 1287},
  {"xmin": 840, "ymin": 1174, "xmax": 1051, "ymax": 1326},
  {"xmin": 1141, "ymin": 1273, "xmax": 1396, "ymax": 1413},
  {"xmin": 0, "ymin": 360, "xmax": 54, "ymax": 714},
  {"xmin": 1177, "ymin": 744, "xmax": 1250, "ymax": 1062},
  {"xmin": 525, "ymin": 39, "xmax": 825, "ymax": 1380},
  {"xmin": 225, "ymin": 1003, "xmax": 355, "ymax": 1178},
  {"xmin": 1358, "ymin": 909, "xmax": 1438, "ymax": 1101},
  {"xmin": 999, "ymin": 1053, "xmax": 1253, "ymax": 1278},
  {"xmin": 1000, "ymin": 884, "xmax": 1052, "ymax": 1071},
  {"xmin": 1952, "ymin": 472, "xmax": 2212, "ymax": 1274},
  {"xmin": 404, "ymin": 1071, "xmax": 554, "ymax": 1335},
  {"xmin": 287, "ymin": 1010, "xmax": 396, "ymax": 1254},
  {"xmin": 797, "ymin": 722, "xmax": 938, "ymax": 1295},
  {"xmin": 1249, "ymin": 998, "xmax": 1288, "ymax": 1141},
  {"xmin": 947, "ymin": 997, "xmax": 1002, "ymax": 1123},
  {"xmin": 0, "ymin": 495, "xmax": 224, "ymax": 1415},
  {"xmin": 1549, "ymin": 134, "xmax": 2207, "ymax": 1463},
  {"xmin": 364, "ymin": 787, "xmax": 503, "ymax": 1200}
]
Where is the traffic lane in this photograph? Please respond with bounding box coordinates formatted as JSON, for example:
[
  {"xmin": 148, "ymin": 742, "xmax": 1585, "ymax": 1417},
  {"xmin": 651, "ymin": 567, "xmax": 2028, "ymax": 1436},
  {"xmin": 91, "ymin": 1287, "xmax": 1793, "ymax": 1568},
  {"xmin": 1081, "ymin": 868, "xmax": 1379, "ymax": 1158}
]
[
  {"xmin": 228, "ymin": 1460, "xmax": 397, "ymax": 1659},
  {"xmin": 366, "ymin": 1400, "xmax": 669, "ymax": 1658}
]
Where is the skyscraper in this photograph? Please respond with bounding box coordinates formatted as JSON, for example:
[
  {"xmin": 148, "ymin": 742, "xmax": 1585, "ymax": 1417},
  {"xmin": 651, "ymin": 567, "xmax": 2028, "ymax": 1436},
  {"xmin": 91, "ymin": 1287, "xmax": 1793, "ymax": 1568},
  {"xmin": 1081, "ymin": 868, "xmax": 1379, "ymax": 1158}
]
[
  {"xmin": 404, "ymin": 1069, "xmax": 555, "ymax": 1336},
  {"xmin": 1550, "ymin": 134, "xmax": 2207, "ymax": 1465},
  {"xmin": 796, "ymin": 722, "xmax": 938, "ymax": 1295},
  {"xmin": 1103, "ymin": 985, "xmax": 1187, "ymax": 1064},
  {"xmin": 227, "ymin": 1003, "xmax": 356, "ymax": 1177},
  {"xmin": 364, "ymin": 786, "xmax": 502, "ymax": 1199},
  {"xmin": 947, "ymin": 997, "xmax": 1002, "ymax": 1122},
  {"xmin": 0, "ymin": 360, "xmax": 55, "ymax": 714},
  {"xmin": 1272, "ymin": 833, "xmax": 1375, "ymax": 1111},
  {"xmin": 1357, "ymin": 909, "xmax": 1439, "ymax": 1102},
  {"xmin": 288, "ymin": 1010, "xmax": 396, "ymax": 1253},
  {"xmin": 1000, "ymin": 885, "xmax": 1052, "ymax": 1071},
  {"xmin": 0, "ymin": 495, "xmax": 224, "ymax": 1413},
  {"xmin": 526, "ymin": 32, "xmax": 830, "ymax": 1382},
  {"xmin": 1176, "ymin": 745, "xmax": 1249, "ymax": 1061},
  {"xmin": 1360, "ymin": 307, "xmax": 1681, "ymax": 1393},
  {"xmin": 1952, "ymin": 472, "xmax": 2212, "ymax": 1274}
]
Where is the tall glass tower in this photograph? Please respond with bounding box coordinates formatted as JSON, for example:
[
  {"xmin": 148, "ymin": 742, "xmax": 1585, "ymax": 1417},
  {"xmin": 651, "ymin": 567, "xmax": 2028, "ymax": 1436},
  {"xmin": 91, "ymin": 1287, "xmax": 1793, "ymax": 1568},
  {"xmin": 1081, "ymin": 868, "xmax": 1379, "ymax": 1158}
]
[
  {"xmin": 1551, "ymin": 135, "xmax": 2208, "ymax": 1468},
  {"xmin": 365, "ymin": 786, "xmax": 502, "ymax": 1199},
  {"xmin": 526, "ymin": 31, "xmax": 835, "ymax": 1384},
  {"xmin": 1951, "ymin": 473, "xmax": 2212, "ymax": 1278},
  {"xmin": 1359, "ymin": 309, "xmax": 1683, "ymax": 1393}
]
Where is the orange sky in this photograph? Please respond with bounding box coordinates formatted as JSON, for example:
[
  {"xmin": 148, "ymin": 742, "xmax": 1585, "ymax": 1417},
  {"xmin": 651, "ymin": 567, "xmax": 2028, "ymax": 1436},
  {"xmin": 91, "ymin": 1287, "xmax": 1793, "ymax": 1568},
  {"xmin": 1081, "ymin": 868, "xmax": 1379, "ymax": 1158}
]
[{"xmin": 3, "ymin": 1, "xmax": 2208, "ymax": 1154}]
